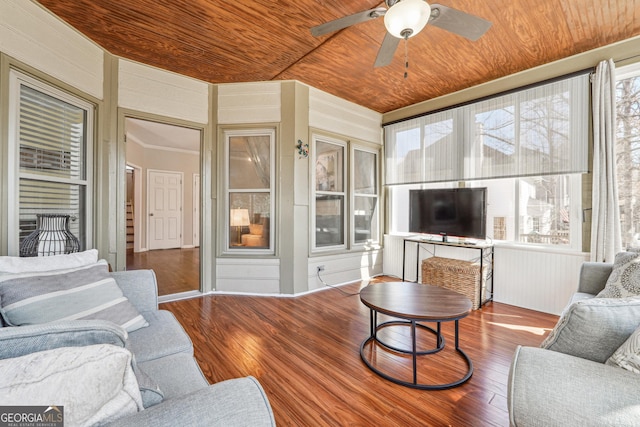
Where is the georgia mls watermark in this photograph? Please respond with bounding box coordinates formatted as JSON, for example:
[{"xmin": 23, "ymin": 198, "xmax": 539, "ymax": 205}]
[{"xmin": 0, "ymin": 406, "xmax": 63, "ymax": 427}]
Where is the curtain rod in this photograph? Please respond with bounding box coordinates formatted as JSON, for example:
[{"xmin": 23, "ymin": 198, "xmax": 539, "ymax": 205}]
[
  {"xmin": 383, "ymin": 69, "xmax": 592, "ymax": 127},
  {"xmin": 615, "ymin": 53, "xmax": 640, "ymax": 64}
]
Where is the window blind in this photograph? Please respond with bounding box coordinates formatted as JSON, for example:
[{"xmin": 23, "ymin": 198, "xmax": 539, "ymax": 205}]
[
  {"xmin": 384, "ymin": 73, "xmax": 590, "ymax": 185},
  {"xmin": 19, "ymin": 85, "xmax": 86, "ymax": 180},
  {"xmin": 16, "ymin": 81, "xmax": 89, "ymax": 247}
]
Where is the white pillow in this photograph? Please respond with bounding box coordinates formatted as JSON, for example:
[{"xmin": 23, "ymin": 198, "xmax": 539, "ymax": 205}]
[
  {"xmin": 606, "ymin": 326, "xmax": 640, "ymax": 374},
  {"xmin": 0, "ymin": 344, "xmax": 143, "ymax": 426},
  {"xmin": 0, "ymin": 249, "xmax": 99, "ymax": 274},
  {"xmin": 0, "ymin": 260, "xmax": 148, "ymax": 332}
]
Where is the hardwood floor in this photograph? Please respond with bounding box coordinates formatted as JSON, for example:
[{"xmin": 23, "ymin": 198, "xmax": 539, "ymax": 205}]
[
  {"xmin": 162, "ymin": 277, "xmax": 559, "ymax": 426},
  {"xmin": 127, "ymin": 248, "xmax": 199, "ymax": 295}
]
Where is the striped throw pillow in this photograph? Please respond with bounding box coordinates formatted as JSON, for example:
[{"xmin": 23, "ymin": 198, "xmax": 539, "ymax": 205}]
[{"xmin": 0, "ymin": 260, "xmax": 148, "ymax": 332}]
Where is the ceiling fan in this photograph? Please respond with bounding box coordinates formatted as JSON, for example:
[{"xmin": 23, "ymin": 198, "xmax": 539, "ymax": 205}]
[{"xmin": 311, "ymin": 0, "xmax": 492, "ymax": 68}]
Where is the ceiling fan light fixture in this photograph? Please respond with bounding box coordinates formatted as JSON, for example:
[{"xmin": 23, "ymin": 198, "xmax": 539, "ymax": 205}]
[{"xmin": 384, "ymin": 0, "xmax": 431, "ymax": 39}]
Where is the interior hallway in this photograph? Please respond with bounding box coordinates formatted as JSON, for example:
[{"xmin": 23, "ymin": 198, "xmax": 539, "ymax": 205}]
[{"xmin": 127, "ymin": 248, "xmax": 200, "ymax": 296}]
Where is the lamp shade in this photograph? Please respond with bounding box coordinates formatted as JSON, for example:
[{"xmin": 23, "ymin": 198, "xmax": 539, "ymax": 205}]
[
  {"xmin": 230, "ymin": 208, "xmax": 250, "ymax": 227},
  {"xmin": 384, "ymin": 0, "xmax": 431, "ymax": 39}
]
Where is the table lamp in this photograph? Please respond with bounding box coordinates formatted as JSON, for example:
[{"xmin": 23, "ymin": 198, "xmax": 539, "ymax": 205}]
[{"xmin": 230, "ymin": 208, "xmax": 250, "ymax": 245}]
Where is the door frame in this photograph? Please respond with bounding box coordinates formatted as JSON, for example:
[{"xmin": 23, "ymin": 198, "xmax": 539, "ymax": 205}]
[
  {"xmin": 127, "ymin": 162, "xmax": 143, "ymax": 253},
  {"xmin": 147, "ymin": 168, "xmax": 184, "ymax": 250},
  {"xmin": 119, "ymin": 109, "xmax": 212, "ymax": 294},
  {"xmin": 193, "ymin": 173, "xmax": 200, "ymax": 247}
]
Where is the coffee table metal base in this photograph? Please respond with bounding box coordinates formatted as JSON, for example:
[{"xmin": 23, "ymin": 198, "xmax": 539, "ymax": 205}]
[{"xmin": 360, "ymin": 309, "xmax": 473, "ymax": 390}]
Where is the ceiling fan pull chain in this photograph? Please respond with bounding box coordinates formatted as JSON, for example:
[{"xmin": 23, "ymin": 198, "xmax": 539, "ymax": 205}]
[{"xmin": 404, "ymin": 36, "xmax": 409, "ymax": 79}]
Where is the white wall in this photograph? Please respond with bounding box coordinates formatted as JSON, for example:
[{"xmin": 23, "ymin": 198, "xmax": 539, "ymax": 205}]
[
  {"xmin": 215, "ymin": 82, "xmax": 282, "ymax": 293},
  {"xmin": 216, "ymin": 258, "xmax": 281, "ymax": 294},
  {"xmin": 118, "ymin": 59, "xmax": 209, "ymax": 124},
  {"xmin": 0, "ymin": 1, "xmax": 103, "ymax": 99},
  {"xmin": 218, "ymin": 82, "xmax": 281, "ymax": 124},
  {"xmin": 493, "ymin": 245, "xmax": 589, "ymax": 315},
  {"xmin": 309, "ymin": 87, "xmax": 383, "ymax": 145},
  {"xmin": 307, "ymin": 250, "xmax": 383, "ymax": 292},
  {"xmin": 126, "ymin": 139, "xmax": 200, "ymax": 249},
  {"xmin": 307, "ymin": 85, "xmax": 384, "ymax": 290}
]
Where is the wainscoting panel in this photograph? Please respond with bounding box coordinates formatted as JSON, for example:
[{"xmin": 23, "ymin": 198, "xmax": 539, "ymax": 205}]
[
  {"xmin": 383, "ymin": 235, "xmax": 407, "ymax": 279},
  {"xmin": 383, "ymin": 235, "xmax": 481, "ymax": 282},
  {"xmin": 216, "ymin": 258, "xmax": 281, "ymax": 294},
  {"xmin": 308, "ymin": 250, "xmax": 383, "ymax": 293},
  {"xmin": 493, "ymin": 245, "xmax": 589, "ymax": 315},
  {"xmin": 383, "ymin": 234, "xmax": 589, "ymax": 315}
]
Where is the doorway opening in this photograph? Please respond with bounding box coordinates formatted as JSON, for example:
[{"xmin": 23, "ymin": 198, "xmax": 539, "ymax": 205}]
[{"xmin": 124, "ymin": 117, "xmax": 201, "ymax": 297}]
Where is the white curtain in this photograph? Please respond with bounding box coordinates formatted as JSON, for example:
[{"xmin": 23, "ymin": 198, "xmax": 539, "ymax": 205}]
[{"xmin": 590, "ymin": 59, "xmax": 622, "ymax": 262}]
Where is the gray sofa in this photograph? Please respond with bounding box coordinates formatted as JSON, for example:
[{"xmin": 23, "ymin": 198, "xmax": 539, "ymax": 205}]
[
  {"xmin": 0, "ymin": 269, "xmax": 276, "ymax": 427},
  {"xmin": 507, "ymin": 262, "xmax": 640, "ymax": 426}
]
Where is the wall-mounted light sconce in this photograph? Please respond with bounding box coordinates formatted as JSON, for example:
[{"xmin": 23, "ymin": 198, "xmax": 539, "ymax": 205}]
[{"xmin": 296, "ymin": 139, "xmax": 309, "ymax": 158}]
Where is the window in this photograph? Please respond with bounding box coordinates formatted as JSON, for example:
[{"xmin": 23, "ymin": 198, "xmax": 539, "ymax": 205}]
[
  {"xmin": 312, "ymin": 134, "xmax": 381, "ymax": 251},
  {"xmin": 616, "ymin": 63, "xmax": 640, "ymax": 249},
  {"xmin": 385, "ymin": 73, "xmax": 589, "ymax": 248},
  {"xmin": 516, "ymin": 176, "xmax": 574, "ymax": 245},
  {"xmin": 385, "ymin": 74, "xmax": 589, "ymax": 185},
  {"xmin": 8, "ymin": 70, "xmax": 93, "ymax": 254},
  {"xmin": 224, "ymin": 129, "xmax": 274, "ymax": 252},
  {"xmin": 389, "ymin": 175, "xmax": 580, "ymax": 248},
  {"xmin": 313, "ymin": 137, "xmax": 346, "ymax": 249},
  {"xmin": 352, "ymin": 147, "xmax": 379, "ymax": 245}
]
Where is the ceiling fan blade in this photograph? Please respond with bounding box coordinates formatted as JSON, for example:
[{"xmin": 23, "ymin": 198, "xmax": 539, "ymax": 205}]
[
  {"xmin": 374, "ymin": 32, "xmax": 401, "ymax": 68},
  {"xmin": 428, "ymin": 4, "xmax": 492, "ymax": 41},
  {"xmin": 311, "ymin": 7, "xmax": 386, "ymax": 37}
]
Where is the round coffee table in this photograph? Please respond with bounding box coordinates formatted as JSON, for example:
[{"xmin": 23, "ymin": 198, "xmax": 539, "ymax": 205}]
[{"xmin": 359, "ymin": 281, "xmax": 473, "ymax": 390}]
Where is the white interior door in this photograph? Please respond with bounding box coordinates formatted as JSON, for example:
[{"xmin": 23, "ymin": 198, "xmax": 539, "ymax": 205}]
[
  {"xmin": 193, "ymin": 173, "xmax": 200, "ymax": 247},
  {"xmin": 148, "ymin": 170, "xmax": 183, "ymax": 250}
]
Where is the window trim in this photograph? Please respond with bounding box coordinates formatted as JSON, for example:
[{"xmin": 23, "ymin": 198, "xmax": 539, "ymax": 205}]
[
  {"xmin": 350, "ymin": 143, "xmax": 380, "ymax": 248},
  {"xmin": 222, "ymin": 127, "xmax": 276, "ymax": 254},
  {"xmin": 311, "ymin": 133, "xmax": 348, "ymax": 252},
  {"xmin": 614, "ymin": 62, "xmax": 640, "ymax": 250},
  {"xmin": 512, "ymin": 174, "xmax": 582, "ymax": 250},
  {"xmin": 7, "ymin": 69, "xmax": 94, "ymax": 255}
]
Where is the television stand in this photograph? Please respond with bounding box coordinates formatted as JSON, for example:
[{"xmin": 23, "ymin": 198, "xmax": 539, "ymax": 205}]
[{"xmin": 401, "ymin": 235, "xmax": 494, "ymax": 308}]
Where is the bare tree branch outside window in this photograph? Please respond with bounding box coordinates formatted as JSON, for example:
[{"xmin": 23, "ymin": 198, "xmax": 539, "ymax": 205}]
[{"xmin": 616, "ymin": 76, "xmax": 640, "ymax": 248}]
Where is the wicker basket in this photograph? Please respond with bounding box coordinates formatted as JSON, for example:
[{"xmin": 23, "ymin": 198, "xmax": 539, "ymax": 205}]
[{"xmin": 421, "ymin": 257, "xmax": 487, "ymax": 310}]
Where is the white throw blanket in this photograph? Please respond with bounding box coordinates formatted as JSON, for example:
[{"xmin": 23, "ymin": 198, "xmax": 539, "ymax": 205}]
[{"xmin": 0, "ymin": 344, "xmax": 143, "ymax": 427}]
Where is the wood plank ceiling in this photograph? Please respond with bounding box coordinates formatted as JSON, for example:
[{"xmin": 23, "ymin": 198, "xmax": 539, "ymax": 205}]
[{"xmin": 37, "ymin": 0, "xmax": 640, "ymax": 113}]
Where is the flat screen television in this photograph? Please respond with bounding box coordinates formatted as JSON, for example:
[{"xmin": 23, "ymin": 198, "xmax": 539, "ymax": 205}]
[{"xmin": 409, "ymin": 188, "xmax": 487, "ymax": 240}]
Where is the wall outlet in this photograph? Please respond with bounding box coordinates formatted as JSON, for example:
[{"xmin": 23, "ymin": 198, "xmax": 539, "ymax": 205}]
[{"xmin": 317, "ymin": 265, "xmax": 325, "ymax": 272}]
